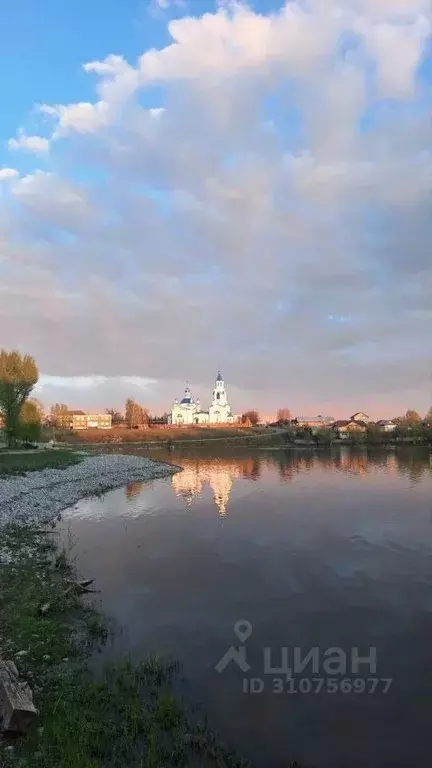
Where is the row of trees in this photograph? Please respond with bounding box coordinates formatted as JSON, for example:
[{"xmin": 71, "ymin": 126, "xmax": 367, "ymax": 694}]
[
  {"xmin": 393, "ymin": 409, "xmax": 432, "ymax": 426},
  {"xmin": 47, "ymin": 401, "xmax": 152, "ymax": 429}
]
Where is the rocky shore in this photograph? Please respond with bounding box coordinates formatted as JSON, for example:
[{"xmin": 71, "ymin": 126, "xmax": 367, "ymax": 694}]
[{"xmin": 0, "ymin": 453, "xmax": 181, "ymax": 536}]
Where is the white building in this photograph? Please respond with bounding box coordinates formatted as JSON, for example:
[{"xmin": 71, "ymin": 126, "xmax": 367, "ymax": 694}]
[
  {"xmin": 170, "ymin": 372, "xmax": 237, "ymax": 426},
  {"xmin": 376, "ymin": 419, "xmax": 397, "ymax": 433}
]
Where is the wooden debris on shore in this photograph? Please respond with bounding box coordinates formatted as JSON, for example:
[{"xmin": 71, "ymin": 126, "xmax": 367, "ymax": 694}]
[
  {"xmin": 0, "ymin": 661, "xmax": 38, "ymax": 735},
  {"xmin": 64, "ymin": 579, "xmax": 98, "ymax": 597},
  {"xmin": 38, "ymin": 579, "xmax": 97, "ymax": 615}
]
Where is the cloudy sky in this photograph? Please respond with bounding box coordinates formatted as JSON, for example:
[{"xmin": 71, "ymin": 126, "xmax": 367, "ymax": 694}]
[{"xmin": 1, "ymin": 0, "xmax": 431, "ymax": 419}]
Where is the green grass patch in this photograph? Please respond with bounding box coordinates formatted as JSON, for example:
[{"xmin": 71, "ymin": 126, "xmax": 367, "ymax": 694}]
[
  {"xmin": 0, "ymin": 524, "xmax": 257, "ymax": 768},
  {"xmin": 0, "ymin": 450, "xmax": 83, "ymax": 476}
]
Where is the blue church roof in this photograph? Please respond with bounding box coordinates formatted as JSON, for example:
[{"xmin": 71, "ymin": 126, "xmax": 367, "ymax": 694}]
[
  {"xmin": 216, "ymin": 371, "xmax": 223, "ymax": 381},
  {"xmin": 180, "ymin": 397, "xmax": 193, "ymax": 404}
]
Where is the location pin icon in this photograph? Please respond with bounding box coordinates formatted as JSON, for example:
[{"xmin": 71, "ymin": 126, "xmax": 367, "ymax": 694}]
[{"xmin": 234, "ymin": 620, "xmax": 252, "ymax": 643}]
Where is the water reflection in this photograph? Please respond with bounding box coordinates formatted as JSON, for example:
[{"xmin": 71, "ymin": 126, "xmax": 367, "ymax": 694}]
[
  {"xmin": 163, "ymin": 449, "xmax": 432, "ymax": 518},
  {"xmin": 61, "ymin": 446, "xmax": 432, "ymax": 768},
  {"xmin": 125, "ymin": 481, "xmax": 145, "ymax": 501},
  {"xmin": 171, "ymin": 459, "xmax": 243, "ymax": 517}
]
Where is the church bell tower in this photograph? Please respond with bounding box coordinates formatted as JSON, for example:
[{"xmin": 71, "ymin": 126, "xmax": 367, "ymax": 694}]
[{"xmin": 212, "ymin": 371, "xmax": 228, "ymax": 407}]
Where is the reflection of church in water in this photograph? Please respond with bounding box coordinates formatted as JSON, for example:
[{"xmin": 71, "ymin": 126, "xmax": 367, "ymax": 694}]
[{"xmin": 171, "ymin": 461, "xmax": 242, "ymax": 517}]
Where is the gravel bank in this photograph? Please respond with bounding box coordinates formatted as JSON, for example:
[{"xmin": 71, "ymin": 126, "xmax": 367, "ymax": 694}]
[{"xmin": 0, "ymin": 453, "xmax": 181, "ymax": 531}]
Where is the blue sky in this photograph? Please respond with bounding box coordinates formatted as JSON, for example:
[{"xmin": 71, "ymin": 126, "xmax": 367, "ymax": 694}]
[{"xmin": 1, "ymin": 0, "xmax": 432, "ymax": 418}]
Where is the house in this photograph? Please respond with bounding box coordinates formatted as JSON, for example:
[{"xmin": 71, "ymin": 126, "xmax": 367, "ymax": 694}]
[
  {"xmin": 333, "ymin": 419, "xmax": 367, "ymax": 438},
  {"xmin": 295, "ymin": 415, "xmax": 335, "ymax": 429},
  {"xmin": 69, "ymin": 411, "xmax": 112, "ymax": 430},
  {"xmin": 350, "ymin": 412, "xmax": 372, "ymax": 424},
  {"xmin": 376, "ymin": 419, "xmax": 397, "ymax": 433}
]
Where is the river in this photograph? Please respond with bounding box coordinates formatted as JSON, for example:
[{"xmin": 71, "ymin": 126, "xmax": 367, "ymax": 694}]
[{"xmin": 60, "ymin": 447, "xmax": 432, "ymax": 768}]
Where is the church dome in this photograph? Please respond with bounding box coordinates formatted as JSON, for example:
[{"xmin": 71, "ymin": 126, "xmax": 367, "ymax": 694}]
[{"xmin": 180, "ymin": 397, "xmax": 194, "ymax": 404}]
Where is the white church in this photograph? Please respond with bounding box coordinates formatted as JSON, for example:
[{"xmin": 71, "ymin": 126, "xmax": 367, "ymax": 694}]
[{"xmin": 169, "ymin": 372, "xmax": 238, "ymax": 425}]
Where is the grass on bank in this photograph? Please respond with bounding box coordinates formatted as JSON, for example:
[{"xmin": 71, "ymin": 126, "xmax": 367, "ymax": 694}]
[
  {"xmin": 0, "ymin": 450, "xmax": 83, "ymax": 477},
  {"xmin": 0, "ymin": 524, "xmax": 258, "ymax": 768}
]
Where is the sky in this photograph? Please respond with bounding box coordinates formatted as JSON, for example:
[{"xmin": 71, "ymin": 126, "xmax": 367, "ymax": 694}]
[{"xmin": 1, "ymin": 0, "xmax": 432, "ymax": 420}]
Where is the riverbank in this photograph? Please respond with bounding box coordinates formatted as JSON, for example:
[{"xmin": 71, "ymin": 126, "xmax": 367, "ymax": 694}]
[
  {"xmin": 0, "ymin": 526, "xmax": 253, "ymax": 768},
  {"xmin": 0, "ymin": 454, "xmax": 181, "ymax": 530},
  {"xmin": 0, "ymin": 455, "xmax": 262, "ymax": 767},
  {"xmin": 0, "ymin": 449, "xmax": 83, "ymax": 477}
]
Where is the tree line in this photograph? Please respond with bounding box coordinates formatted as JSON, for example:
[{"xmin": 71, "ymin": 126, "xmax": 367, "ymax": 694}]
[{"xmin": 2, "ymin": 347, "xmax": 430, "ymax": 448}]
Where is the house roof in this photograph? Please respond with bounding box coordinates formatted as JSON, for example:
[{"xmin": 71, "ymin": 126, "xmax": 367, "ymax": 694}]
[
  {"xmin": 297, "ymin": 415, "xmax": 335, "ymax": 422},
  {"xmin": 334, "ymin": 419, "xmax": 367, "ymax": 428},
  {"xmin": 351, "ymin": 412, "xmax": 369, "ymax": 419},
  {"xmin": 376, "ymin": 419, "xmax": 394, "ymax": 426},
  {"xmin": 69, "ymin": 410, "xmax": 86, "ymax": 416}
]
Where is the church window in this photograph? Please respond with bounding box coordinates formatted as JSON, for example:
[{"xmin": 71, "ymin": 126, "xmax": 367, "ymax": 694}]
[{"xmin": 216, "ymin": 392, "xmax": 220, "ymax": 400}]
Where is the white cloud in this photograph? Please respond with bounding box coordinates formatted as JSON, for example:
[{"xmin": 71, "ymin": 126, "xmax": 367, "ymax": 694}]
[
  {"xmin": 148, "ymin": 0, "xmax": 186, "ymax": 18},
  {"xmin": 11, "ymin": 171, "xmax": 93, "ymax": 231},
  {"xmin": 84, "ymin": 54, "xmax": 139, "ymax": 104},
  {"xmin": 8, "ymin": 132, "xmax": 50, "ymax": 153},
  {"xmin": 358, "ymin": 0, "xmax": 430, "ymax": 18},
  {"xmin": 0, "ymin": 168, "xmax": 18, "ymax": 181},
  {"xmin": 40, "ymin": 100, "xmax": 111, "ymax": 136},
  {"xmin": 358, "ymin": 13, "xmax": 430, "ymax": 96},
  {"xmin": 139, "ymin": 3, "xmax": 343, "ymax": 82}
]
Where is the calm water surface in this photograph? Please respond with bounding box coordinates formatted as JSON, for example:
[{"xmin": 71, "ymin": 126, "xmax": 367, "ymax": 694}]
[{"xmin": 60, "ymin": 448, "xmax": 432, "ymax": 768}]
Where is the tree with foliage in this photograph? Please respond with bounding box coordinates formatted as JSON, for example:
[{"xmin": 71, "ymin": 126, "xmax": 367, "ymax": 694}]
[
  {"xmin": 241, "ymin": 410, "xmax": 259, "ymax": 426},
  {"xmin": 366, "ymin": 424, "xmax": 385, "ymax": 445},
  {"xmin": 19, "ymin": 400, "xmax": 42, "ymax": 443},
  {"xmin": 106, "ymin": 408, "xmax": 123, "ymax": 425},
  {"xmin": 50, "ymin": 403, "xmax": 70, "ymax": 428},
  {"xmin": 0, "ymin": 350, "xmax": 39, "ymax": 447},
  {"xmin": 28, "ymin": 398, "xmax": 44, "ymax": 420},
  {"xmin": 313, "ymin": 427, "xmax": 333, "ymax": 445},
  {"xmin": 277, "ymin": 408, "xmax": 292, "ymax": 423},
  {"xmin": 424, "ymin": 407, "xmax": 432, "ymax": 426},
  {"xmin": 404, "ymin": 409, "xmax": 422, "ymax": 426}
]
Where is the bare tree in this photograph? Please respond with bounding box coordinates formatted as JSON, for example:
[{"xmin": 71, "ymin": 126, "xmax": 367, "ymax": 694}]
[
  {"xmin": 50, "ymin": 403, "xmax": 70, "ymax": 428},
  {"xmin": 0, "ymin": 350, "xmax": 39, "ymax": 447},
  {"xmin": 106, "ymin": 408, "xmax": 123, "ymax": 425},
  {"xmin": 125, "ymin": 399, "xmax": 149, "ymax": 428},
  {"xmin": 277, "ymin": 408, "xmax": 292, "ymax": 422}
]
